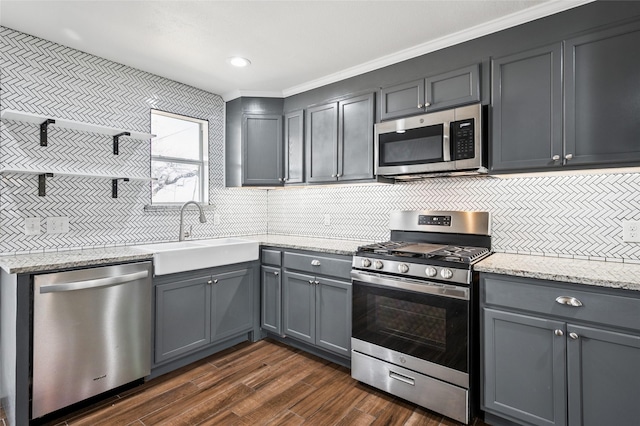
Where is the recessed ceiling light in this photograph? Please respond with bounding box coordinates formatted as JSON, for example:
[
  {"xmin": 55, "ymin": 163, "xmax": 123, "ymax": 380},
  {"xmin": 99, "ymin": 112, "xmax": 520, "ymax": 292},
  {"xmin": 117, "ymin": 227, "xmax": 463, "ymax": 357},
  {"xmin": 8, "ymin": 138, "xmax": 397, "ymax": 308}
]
[{"xmin": 228, "ymin": 57, "xmax": 251, "ymax": 67}]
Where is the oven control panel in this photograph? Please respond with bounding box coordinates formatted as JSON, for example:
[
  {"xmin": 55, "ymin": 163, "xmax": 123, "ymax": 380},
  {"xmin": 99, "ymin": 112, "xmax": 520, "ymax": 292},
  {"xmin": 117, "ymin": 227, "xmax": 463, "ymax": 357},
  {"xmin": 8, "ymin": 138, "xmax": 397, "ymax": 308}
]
[
  {"xmin": 418, "ymin": 215, "xmax": 451, "ymax": 226},
  {"xmin": 353, "ymin": 256, "xmax": 471, "ymax": 285}
]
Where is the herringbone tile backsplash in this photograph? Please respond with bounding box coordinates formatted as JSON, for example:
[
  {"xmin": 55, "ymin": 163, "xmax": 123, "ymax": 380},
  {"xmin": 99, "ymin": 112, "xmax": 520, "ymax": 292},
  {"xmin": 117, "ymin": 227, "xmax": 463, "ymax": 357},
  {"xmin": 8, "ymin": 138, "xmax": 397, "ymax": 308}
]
[{"xmin": 2, "ymin": 26, "xmax": 640, "ymax": 261}]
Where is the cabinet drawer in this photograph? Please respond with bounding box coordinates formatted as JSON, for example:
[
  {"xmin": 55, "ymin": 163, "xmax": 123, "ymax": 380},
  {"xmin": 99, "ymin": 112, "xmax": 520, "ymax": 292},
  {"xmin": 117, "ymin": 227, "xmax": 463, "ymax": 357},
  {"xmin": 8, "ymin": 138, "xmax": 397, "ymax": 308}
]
[
  {"xmin": 261, "ymin": 249, "xmax": 281, "ymax": 266},
  {"xmin": 482, "ymin": 275, "xmax": 640, "ymax": 331},
  {"xmin": 284, "ymin": 252, "xmax": 352, "ymax": 279}
]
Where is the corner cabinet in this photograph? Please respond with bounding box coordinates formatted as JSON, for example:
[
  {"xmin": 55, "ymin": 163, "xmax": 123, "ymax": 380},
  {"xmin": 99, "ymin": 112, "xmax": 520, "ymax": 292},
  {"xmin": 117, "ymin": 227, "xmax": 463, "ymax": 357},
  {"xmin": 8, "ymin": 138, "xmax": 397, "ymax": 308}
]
[
  {"xmin": 280, "ymin": 251, "xmax": 353, "ymax": 359},
  {"xmin": 491, "ymin": 19, "xmax": 640, "ymax": 173},
  {"xmin": 242, "ymin": 114, "xmax": 283, "ymax": 185},
  {"xmin": 260, "ymin": 248, "xmax": 283, "ymax": 335},
  {"xmin": 305, "ymin": 93, "xmax": 374, "ymax": 183},
  {"xmin": 284, "ymin": 110, "xmax": 305, "ymax": 184},
  {"xmin": 481, "ymin": 273, "xmax": 640, "ymax": 426},
  {"xmin": 379, "ymin": 63, "xmax": 480, "ymax": 120},
  {"xmin": 153, "ymin": 262, "xmax": 259, "ymax": 366}
]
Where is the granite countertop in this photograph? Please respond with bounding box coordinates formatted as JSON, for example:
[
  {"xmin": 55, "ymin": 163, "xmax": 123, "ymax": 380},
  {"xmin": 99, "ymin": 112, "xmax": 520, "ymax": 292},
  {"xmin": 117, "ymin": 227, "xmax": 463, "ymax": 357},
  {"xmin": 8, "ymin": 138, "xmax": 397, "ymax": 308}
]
[
  {"xmin": 0, "ymin": 234, "xmax": 371, "ymax": 275},
  {"xmin": 476, "ymin": 252, "xmax": 640, "ymax": 292}
]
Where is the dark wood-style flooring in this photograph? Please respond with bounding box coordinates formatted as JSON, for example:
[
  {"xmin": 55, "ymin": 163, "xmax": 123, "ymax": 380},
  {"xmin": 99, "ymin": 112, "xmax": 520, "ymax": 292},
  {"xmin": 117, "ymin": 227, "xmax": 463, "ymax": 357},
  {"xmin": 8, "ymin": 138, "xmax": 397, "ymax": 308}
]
[{"xmin": 5, "ymin": 339, "xmax": 491, "ymax": 426}]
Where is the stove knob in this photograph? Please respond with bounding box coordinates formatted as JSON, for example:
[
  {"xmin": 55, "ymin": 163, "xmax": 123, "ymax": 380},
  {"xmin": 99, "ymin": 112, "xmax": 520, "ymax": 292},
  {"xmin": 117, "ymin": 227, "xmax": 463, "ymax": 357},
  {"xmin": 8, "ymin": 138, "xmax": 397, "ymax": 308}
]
[
  {"xmin": 374, "ymin": 260, "xmax": 384, "ymax": 269},
  {"xmin": 425, "ymin": 267, "xmax": 437, "ymax": 277},
  {"xmin": 440, "ymin": 268, "xmax": 453, "ymax": 279},
  {"xmin": 361, "ymin": 258, "xmax": 371, "ymax": 268},
  {"xmin": 398, "ymin": 263, "xmax": 409, "ymax": 273}
]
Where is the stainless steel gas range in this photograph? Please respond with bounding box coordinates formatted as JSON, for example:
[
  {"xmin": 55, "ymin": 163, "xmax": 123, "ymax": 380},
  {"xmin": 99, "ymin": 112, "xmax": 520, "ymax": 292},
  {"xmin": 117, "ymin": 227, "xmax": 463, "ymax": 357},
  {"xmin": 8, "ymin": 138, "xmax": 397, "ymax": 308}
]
[{"xmin": 350, "ymin": 210, "xmax": 491, "ymax": 424}]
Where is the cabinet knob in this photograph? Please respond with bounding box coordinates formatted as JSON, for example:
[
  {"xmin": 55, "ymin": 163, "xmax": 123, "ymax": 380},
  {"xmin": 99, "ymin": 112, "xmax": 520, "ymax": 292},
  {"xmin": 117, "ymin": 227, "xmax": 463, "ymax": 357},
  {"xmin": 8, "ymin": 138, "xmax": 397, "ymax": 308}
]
[
  {"xmin": 213, "ymin": 279, "xmax": 218, "ymax": 284},
  {"xmin": 331, "ymin": 174, "xmax": 337, "ymax": 178},
  {"xmin": 336, "ymin": 173, "xmax": 341, "ymax": 178},
  {"xmin": 308, "ymin": 280, "xmax": 314, "ymax": 285},
  {"xmin": 417, "ymin": 104, "xmax": 423, "ymax": 109},
  {"xmin": 274, "ymin": 271, "xmax": 279, "ymax": 276},
  {"xmin": 311, "ymin": 259, "xmax": 321, "ymax": 266},
  {"xmin": 207, "ymin": 280, "xmax": 213, "ymax": 285},
  {"xmin": 555, "ymin": 296, "xmax": 583, "ymax": 307},
  {"xmin": 554, "ymin": 329, "xmax": 564, "ymax": 337},
  {"xmin": 565, "ymin": 153, "xmax": 573, "ymax": 161},
  {"xmin": 552, "ymin": 155, "xmax": 560, "ymax": 161},
  {"xmin": 569, "ymin": 332, "xmax": 579, "ymax": 340},
  {"xmin": 424, "ymin": 102, "xmax": 431, "ymax": 107},
  {"xmin": 314, "ymin": 280, "xmax": 319, "ymax": 286}
]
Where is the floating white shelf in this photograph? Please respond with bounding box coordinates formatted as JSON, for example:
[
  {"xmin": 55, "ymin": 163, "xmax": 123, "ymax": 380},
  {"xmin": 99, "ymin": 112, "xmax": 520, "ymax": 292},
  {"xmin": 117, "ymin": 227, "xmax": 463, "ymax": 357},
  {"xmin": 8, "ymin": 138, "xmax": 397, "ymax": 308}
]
[
  {"xmin": 0, "ymin": 167, "xmax": 156, "ymax": 198},
  {"xmin": 0, "ymin": 109, "xmax": 155, "ymax": 140}
]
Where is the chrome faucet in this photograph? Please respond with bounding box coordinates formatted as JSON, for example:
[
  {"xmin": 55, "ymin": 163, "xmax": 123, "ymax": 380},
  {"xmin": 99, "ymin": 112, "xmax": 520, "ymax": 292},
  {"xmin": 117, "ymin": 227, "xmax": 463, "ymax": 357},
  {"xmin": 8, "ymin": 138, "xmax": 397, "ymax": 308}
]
[{"xmin": 179, "ymin": 201, "xmax": 207, "ymax": 241}]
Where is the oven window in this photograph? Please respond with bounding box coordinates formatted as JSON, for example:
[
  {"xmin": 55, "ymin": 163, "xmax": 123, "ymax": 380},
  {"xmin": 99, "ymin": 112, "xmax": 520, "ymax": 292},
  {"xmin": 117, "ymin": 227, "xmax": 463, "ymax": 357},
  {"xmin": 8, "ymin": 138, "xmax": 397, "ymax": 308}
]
[
  {"xmin": 353, "ymin": 281, "xmax": 469, "ymax": 372},
  {"xmin": 378, "ymin": 124, "xmax": 443, "ymax": 166}
]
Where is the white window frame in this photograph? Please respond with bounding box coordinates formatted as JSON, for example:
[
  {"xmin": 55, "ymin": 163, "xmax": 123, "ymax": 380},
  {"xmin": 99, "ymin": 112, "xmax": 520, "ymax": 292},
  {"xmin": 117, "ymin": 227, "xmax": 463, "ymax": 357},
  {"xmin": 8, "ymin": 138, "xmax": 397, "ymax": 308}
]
[{"xmin": 150, "ymin": 109, "xmax": 209, "ymax": 205}]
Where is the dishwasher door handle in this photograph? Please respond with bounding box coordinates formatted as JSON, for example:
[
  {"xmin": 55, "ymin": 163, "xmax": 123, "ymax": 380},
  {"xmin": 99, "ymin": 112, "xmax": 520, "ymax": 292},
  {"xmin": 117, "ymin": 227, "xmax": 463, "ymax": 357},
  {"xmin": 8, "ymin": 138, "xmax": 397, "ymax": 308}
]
[{"xmin": 39, "ymin": 270, "xmax": 149, "ymax": 293}]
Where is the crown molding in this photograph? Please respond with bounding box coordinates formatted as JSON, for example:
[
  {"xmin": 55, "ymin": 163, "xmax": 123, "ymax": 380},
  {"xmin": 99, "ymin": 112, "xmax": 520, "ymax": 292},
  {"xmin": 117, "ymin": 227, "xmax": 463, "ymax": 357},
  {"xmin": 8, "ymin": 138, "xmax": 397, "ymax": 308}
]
[
  {"xmin": 222, "ymin": 89, "xmax": 284, "ymax": 102},
  {"xmin": 281, "ymin": 0, "xmax": 596, "ymax": 98}
]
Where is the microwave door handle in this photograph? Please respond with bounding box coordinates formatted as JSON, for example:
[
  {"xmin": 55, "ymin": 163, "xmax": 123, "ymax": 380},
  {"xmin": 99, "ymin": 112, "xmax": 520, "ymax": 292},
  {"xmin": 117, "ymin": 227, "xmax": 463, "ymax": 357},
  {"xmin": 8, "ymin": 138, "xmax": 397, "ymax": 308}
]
[{"xmin": 442, "ymin": 121, "xmax": 451, "ymax": 162}]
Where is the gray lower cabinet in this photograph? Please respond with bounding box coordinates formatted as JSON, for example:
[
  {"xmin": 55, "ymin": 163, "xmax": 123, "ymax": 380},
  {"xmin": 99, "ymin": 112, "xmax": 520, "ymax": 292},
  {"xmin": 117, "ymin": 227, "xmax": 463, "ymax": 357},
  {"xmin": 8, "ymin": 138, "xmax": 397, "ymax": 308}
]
[
  {"xmin": 305, "ymin": 93, "xmax": 374, "ymax": 183},
  {"xmin": 282, "ymin": 271, "xmax": 352, "ymax": 357},
  {"xmin": 154, "ymin": 264, "xmax": 256, "ymax": 365},
  {"xmin": 261, "ymin": 265, "xmax": 282, "ymax": 335},
  {"xmin": 481, "ymin": 273, "xmax": 640, "ymax": 426},
  {"xmin": 379, "ymin": 63, "xmax": 480, "ymax": 120}
]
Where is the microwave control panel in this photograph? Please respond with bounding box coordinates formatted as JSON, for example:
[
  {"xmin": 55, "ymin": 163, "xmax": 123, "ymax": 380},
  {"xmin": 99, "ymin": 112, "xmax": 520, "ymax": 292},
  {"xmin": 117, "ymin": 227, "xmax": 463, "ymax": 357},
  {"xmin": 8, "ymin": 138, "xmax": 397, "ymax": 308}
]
[{"xmin": 451, "ymin": 118, "xmax": 475, "ymax": 160}]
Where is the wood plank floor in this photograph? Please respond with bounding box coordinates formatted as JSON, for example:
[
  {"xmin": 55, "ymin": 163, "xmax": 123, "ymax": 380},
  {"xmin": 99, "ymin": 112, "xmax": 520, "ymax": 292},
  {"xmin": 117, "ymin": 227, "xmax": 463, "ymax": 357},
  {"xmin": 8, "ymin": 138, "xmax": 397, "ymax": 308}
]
[{"xmin": 11, "ymin": 339, "xmax": 491, "ymax": 426}]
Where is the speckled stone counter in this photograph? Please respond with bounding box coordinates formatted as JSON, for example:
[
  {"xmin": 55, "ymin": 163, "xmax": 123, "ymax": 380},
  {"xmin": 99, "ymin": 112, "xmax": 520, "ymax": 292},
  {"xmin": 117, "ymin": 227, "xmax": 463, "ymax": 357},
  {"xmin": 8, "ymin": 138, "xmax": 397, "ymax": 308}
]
[
  {"xmin": 0, "ymin": 247, "xmax": 154, "ymax": 275},
  {"xmin": 0, "ymin": 234, "xmax": 371, "ymax": 275},
  {"xmin": 241, "ymin": 234, "xmax": 370, "ymax": 256},
  {"xmin": 476, "ymin": 253, "xmax": 640, "ymax": 292}
]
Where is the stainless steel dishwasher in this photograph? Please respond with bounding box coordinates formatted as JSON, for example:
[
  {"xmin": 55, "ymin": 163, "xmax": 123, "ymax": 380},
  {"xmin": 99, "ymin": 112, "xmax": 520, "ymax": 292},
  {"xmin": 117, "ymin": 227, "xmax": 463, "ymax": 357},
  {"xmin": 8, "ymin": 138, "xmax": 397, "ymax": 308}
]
[{"xmin": 32, "ymin": 262, "xmax": 152, "ymax": 419}]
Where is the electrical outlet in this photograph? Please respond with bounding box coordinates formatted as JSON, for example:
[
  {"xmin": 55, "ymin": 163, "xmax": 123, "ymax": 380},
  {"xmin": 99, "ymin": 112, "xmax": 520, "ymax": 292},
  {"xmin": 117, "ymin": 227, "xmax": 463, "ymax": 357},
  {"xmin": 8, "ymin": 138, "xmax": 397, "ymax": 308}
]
[
  {"xmin": 213, "ymin": 214, "xmax": 221, "ymax": 225},
  {"xmin": 47, "ymin": 216, "xmax": 69, "ymax": 234},
  {"xmin": 324, "ymin": 214, "xmax": 331, "ymax": 226},
  {"xmin": 622, "ymin": 220, "xmax": 640, "ymax": 242},
  {"xmin": 24, "ymin": 217, "xmax": 41, "ymax": 235}
]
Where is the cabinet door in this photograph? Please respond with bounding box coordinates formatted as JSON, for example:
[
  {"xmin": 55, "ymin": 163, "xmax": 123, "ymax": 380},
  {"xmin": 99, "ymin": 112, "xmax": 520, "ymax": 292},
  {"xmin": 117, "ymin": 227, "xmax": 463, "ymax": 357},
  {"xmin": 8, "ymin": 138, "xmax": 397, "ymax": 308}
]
[
  {"xmin": 566, "ymin": 325, "xmax": 640, "ymax": 426},
  {"xmin": 284, "ymin": 110, "xmax": 304, "ymax": 184},
  {"xmin": 338, "ymin": 93, "xmax": 374, "ymax": 181},
  {"xmin": 242, "ymin": 114, "xmax": 283, "ymax": 185},
  {"xmin": 564, "ymin": 21, "xmax": 640, "ymax": 167},
  {"xmin": 210, "ymin": 268, "xmax": 254, "ymax": 342},
  {"xmin": 491, "ymin": 43, "xmax": 563, "ymax": 172},
  {"xmin": 305, "ymin": 102, "xmax": 338, "ymax": 182},
  {"xmin": 283, "ymin": 271, "xmax": 316, "ymax": 344},
  {"xmin": 155, "ymin": 276, "xmax": 211, "ymax": 363},
  {"xmin": 261, "ymin": 265, "xmax": 282, "ymax": 335},
  {"xmin": 425, "ymin": 64, "xmax": 480, "ymax": 111},
  {"xmin": 315, "ymin": 277, "xmax": 351, "ymax": 357},
  {"xmin": 380, "ymin": 79, "xmax": 425, "ymax": 120},
  {"xmin": 483, "ymin": 308, "xmax": 567, "ymax": 426}
]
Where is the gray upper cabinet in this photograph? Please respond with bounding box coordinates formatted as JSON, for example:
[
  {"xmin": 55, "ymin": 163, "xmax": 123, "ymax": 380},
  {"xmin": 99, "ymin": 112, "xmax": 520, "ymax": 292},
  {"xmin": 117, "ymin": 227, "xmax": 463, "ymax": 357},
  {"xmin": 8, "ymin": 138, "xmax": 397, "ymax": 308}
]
[
  {"xmin": 242, "ymin": 114, "xmax": 283, "ymax": 185},
  {"xmin": 481, "ymin": 273, "xmax": 640, "ymax": 426},
  {"xmin": 564, "ymin": 20, "xmax": 640, "ymax": 167},
  {"xmin": 380, "ymin": 64, "xmax": 480, "ymax": 120},
  {"xmin": 491, "ymin": 43, "xmax": 563, "ymax": 172},
  {"xmin": 284, "ymin": 110, "xmax": 304, "ymax": 184},
  {"xmin": 305, "ymin": 102, "xmax": 338, "ymax": 183},
  {"xmin": 306, "ymin": 93, "xmax": 375, "ymax": 183}
]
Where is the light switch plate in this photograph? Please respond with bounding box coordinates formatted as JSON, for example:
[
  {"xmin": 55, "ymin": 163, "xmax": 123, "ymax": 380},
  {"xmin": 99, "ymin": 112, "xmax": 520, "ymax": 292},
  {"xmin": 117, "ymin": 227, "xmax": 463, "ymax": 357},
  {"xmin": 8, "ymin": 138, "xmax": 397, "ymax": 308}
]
[
  {"xmin": 47, "ymin": 216, "xmax": 69, "ymax": 234},
  {"xmin": 24, "ymin": 217, "xmax": 41, "ymax": 235},
  {"xmin": 622, "ymin": 220, "xmax": 640, "ymax": 242}
]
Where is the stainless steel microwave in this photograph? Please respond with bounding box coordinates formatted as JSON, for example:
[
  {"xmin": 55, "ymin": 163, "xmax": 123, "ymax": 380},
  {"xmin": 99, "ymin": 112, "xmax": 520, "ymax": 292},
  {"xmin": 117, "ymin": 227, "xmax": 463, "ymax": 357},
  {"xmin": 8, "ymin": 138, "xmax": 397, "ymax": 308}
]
[{"xmin": 374, "ymin": 103, "xmax": 485, "ymax": 178}]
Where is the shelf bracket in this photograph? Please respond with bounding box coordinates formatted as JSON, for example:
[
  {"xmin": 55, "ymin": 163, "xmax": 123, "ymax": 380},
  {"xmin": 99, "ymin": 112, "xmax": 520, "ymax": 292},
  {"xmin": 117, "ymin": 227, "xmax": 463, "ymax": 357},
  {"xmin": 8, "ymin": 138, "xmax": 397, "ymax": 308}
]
[
  {"xmin": 40, "ymin": 119, "xmax": 55, "ymax": 146},
  {"xmin": 38, "ymin": 173, "xmax": 53, "ymax": 196},
  {"xmin": 113, "ymin": 132, "xmax": 131, "ymax": 155},
  {"xmin": 112, "ymin": 178, "xmax": 130, "ymax": 198}
]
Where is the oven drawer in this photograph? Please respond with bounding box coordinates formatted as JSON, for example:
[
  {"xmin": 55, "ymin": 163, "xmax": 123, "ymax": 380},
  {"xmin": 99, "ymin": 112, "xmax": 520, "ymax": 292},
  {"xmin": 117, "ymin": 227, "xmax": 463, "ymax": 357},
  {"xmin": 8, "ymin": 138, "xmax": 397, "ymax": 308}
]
[
  {"xmin": 351, "ymin": 350, "xmax": 469, "ymax": 424},
  {"xmin": 283, "ymin": 252, "xmax": 351, "ymax": 279},
  {"xmin": 482, "ymin": 274, "xmax": 640, "ymax": 330}
]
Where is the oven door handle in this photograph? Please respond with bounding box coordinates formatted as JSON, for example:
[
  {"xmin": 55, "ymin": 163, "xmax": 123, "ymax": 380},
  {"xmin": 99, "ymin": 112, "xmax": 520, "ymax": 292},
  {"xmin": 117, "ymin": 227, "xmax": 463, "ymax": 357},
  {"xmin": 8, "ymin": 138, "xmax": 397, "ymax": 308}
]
[{"xmin": 350, "ymin": 270, "xmax": 469, "ymax": 300}]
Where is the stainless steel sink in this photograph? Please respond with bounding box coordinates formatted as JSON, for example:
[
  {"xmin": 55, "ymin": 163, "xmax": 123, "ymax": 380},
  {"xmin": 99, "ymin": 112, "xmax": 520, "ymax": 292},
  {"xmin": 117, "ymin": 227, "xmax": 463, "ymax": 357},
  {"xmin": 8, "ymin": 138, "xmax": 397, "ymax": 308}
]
[{"xmin": 133, "ymin": 238, "xmax": 259, "ymax": 275}]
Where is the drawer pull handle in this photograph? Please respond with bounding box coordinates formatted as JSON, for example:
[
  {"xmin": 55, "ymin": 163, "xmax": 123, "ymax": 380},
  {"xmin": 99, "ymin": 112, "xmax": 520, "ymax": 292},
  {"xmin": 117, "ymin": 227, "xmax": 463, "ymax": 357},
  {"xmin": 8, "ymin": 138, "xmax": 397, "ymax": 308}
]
[
  {"xmin": 311, "ymin": 259, "xmax": 321, "ymax": 266},
  {"xmin": 555, "ymin": 296, "xmax": 583, "ymax": 307},
  {"xmin": 389, "ymin": 371, "xmax": 415, "ymax": 386}
]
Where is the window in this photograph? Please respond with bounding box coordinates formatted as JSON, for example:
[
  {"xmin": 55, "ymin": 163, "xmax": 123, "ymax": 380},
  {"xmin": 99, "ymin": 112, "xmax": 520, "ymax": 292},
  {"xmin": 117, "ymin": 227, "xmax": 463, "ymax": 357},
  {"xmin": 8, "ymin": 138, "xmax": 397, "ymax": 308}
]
[{"xmin": 151, "ymin": 110, "xmax": 208, "ymax": 204}]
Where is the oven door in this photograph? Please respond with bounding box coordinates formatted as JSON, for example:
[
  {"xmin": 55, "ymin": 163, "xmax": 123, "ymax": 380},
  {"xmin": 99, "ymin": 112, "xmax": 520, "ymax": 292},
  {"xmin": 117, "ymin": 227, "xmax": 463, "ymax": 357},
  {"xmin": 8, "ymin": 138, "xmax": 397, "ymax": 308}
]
[{"xmin": 351, "ymin": 270, "xmax": 469, "ymax": 374}]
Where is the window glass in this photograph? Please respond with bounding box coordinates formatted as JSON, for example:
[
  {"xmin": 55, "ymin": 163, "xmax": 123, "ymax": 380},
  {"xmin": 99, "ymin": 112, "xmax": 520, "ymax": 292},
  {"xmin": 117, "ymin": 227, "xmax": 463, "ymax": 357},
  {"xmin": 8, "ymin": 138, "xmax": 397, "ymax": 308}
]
[{"xmin": 151, "ymin": 110, "xmax": 208, "ymax": 204}]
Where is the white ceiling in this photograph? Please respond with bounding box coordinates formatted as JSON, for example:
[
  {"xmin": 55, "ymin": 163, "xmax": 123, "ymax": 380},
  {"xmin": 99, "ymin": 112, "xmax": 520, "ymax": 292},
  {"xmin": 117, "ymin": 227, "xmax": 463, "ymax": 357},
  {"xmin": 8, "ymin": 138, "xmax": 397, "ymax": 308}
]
[{"xmin": 1, "ymin": 0, "xmax": 593, "ymax": 101}]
